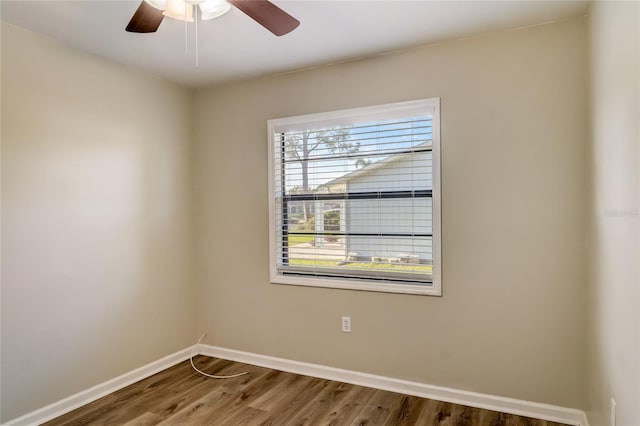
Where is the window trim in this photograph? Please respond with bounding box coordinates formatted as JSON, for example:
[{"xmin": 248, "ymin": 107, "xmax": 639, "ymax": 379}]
[{"xmin": 267, "ymin": 98, "xmax": 441, "ymax": 296}]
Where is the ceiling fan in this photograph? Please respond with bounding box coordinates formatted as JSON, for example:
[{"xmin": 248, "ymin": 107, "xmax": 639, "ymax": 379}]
[{"xmin": 126, "ymin": 0, "xmax": 300, "ymax": 36}]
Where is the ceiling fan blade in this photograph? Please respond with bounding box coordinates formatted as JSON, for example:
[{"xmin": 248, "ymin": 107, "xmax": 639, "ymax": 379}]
[
  {"xmin": 228, "ymin": 0, "xmax": 299, "ymax": 36},
  {"xmin": 126, "ymin": 1, "xmax": 164, "ymax": 33}
]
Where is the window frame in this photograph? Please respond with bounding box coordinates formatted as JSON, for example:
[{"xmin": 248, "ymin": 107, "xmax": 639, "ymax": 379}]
[{"xmin": 267, "ymin": 98, "xmax": 441, "ymax": 296}]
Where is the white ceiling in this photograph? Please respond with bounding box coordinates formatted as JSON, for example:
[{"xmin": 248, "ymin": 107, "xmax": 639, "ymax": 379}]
[{"xmin": 1, "ymin": 0, "xmax": 589, "ymax": 88}]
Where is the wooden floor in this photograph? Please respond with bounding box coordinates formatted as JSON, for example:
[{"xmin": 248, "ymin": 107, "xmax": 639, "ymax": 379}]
[{"xmin": 45, "ymin": 356, "xmax": 569, "ymax": 426}]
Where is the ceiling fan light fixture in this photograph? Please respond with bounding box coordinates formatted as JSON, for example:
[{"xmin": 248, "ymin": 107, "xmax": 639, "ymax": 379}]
[
  {"xmin": 143, "ymin": 0, "xmax": 168, "ymax": 10},
  {"xmin": 199, "ymin": 0, "xmax": 231, "ymax": 21},
  {"xmin": 163, "ymin": 0, "xmax": 195, "ymax": 22}
]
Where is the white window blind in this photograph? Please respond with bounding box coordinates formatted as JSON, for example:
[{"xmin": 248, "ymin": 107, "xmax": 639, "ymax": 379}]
[{"xmin": 268, "ymin": 98, "xmax": 441, "ymax": 295}]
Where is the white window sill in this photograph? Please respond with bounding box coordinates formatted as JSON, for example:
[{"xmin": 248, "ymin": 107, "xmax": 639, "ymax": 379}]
[{"xmin": 271, "ymin": 274, "xmax": 442, "ymax": 296}]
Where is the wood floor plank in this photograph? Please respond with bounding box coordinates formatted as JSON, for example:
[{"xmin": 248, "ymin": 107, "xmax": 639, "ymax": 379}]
[
  {"xmin": 388, "ymin": 395, "xmax": 428, "ymax": 425},
  {"xmin": 217, "ymin": 406, "xmax": 271, "ymax": 426},
  {"xmin": 246, "ymin": 371, "xmax": 306, "ymax": 411},
  {"xmin": 156, "ymin": 369, "xmax": 274, "ymax": 426},
  {"xmin": 285, "ymin": 380, "xmax": 352, "ymax": 426},
  {"xmin": 158, "ymin": 385, "xmax": 263, "ymax": 426},
  {"xmin": 42, "ymin": 395, "xmax": 121, "ymax": 426},
  {"xmin": 350, "ymin": 388, "xmax": 403, "ymax": 425},
  {"xmin": 429, "ymin": 400, "xmax": 455, "ymax": 426},
  {"xmin": 95, "ymin": 359, "xmax": 236, "ymax": 424},
  {"xmin": 147, "ymin": 357, "xmax": 260, "ymax": 424},
  {"xmin": 450, "ymin": 404, "xmax": 482, "ymax": 426},
  {"xmin": 119, "ymin": 411, "xmax": 164, "ymax": 426},
  {"xmin": 45, "ymin": 357, "xmax": 572, "ymax": 426},
  {"xmin": 44, "ymin": 357, "xmax": 229, "ymax": 426},
  {"xmin": 43, "ymin": 360, "xmax": 203, "ymax": 426},
  {"xmin": 255, "ymin": 377, "xmax": 334, "ymax": 425},
  {"xmin": 408, "ymin": 397, "xmax": 444, "ymax": 425},
  {"xmin": 311, "ymin": 383, "xmax": 379, "ymax": 426}
]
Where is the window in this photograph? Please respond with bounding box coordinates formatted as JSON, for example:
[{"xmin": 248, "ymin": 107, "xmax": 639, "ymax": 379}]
[{"xmin": 268, "ymin": 98, "xmax": 441, "ymax": 296}]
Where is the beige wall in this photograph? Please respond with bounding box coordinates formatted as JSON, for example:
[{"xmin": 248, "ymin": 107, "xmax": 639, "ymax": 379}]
[
  {"xmin": 0, "ymin": 23, "xmax": 196, "ymax": 421},
  {"xmin": 193, "ymin": 18, "xmax": 588, "ymax": 408},
  {"xmin": 587, "ymin": 2, "xmax": 640, "ymax": 425}
]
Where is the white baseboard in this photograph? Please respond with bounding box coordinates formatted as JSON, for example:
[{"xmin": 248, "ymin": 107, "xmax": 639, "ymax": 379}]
[
  {"xmin": 3, "ymin": 346, "xmax": 195, "ymax": 426},
  {"xmin": 3, "ymin": 344, "xmax": 588, "ymax": 426},
  {"xmin": 199, "ymin": 344, "xmax": 588, "ymax": 426}
]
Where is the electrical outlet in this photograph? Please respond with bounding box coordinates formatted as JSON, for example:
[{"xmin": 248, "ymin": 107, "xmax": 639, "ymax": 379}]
[
  {"xmin": 341, "ymin": 316, "xmax": 351, "ymax": 333},
  {"xmin": 610, "ymin": 398, "xmax": 616, "ymax": 426}
]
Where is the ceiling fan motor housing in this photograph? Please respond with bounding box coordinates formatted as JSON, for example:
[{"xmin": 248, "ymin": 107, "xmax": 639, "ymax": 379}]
[{"xmin": 143, "ymin": 0, "xmax": 231, "ymax": 21}]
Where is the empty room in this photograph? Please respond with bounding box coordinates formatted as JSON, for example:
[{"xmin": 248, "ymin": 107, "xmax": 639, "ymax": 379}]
[{"xmin": 1, "ymin": 0, "xmax": 638, "ymax": 425}]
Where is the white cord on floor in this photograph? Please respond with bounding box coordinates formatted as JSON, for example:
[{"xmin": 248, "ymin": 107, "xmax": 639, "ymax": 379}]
[{"xmin": 190, "ymin": 334, "xmax": 248, "ymax": 379}]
